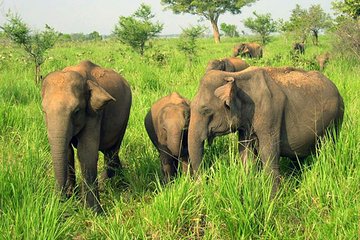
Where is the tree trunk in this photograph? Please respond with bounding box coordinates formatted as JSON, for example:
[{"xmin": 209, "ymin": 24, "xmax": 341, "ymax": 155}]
[
  {"xmin": 210, "ymin": 18, "xmax": 220, "ymax": 44},
  {"xmin": 312, "ymin": 30, "xmax": 319, "ymax": 46},
  {"xmin": 35, "ymin": 64, "xmax": 41, "ymax": 84}
]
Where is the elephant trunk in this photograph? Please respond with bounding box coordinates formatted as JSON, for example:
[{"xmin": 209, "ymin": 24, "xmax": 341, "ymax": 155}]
[
  {"xmin": 188, "ymin": 110, "xmax": 207, "ymax": 174},
  {"xmin": 167, "ymin": 131, "xmax": 182, "ymax": 157},
  {"xmin": 46, "ymin": 117, "xmax": 72, "ymax": 194}
]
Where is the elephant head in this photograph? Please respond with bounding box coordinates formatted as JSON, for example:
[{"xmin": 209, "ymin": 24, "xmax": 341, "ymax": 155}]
[
  {"xmin": 157, "ymin": 104, "xmax": 189, "ymax": 154},
  {"xmin": 188, "ymin": 70, "xmax": 257, "ymax": 171},
  {"xmin": 41, "ymin": 70, "xmax": 115, "ymax": 196}
]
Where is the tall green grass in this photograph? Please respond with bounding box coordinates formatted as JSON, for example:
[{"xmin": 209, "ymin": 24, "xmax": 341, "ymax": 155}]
[{"xmin": 0, "ymin": 36, "xmax": 358, "ymax": 239}]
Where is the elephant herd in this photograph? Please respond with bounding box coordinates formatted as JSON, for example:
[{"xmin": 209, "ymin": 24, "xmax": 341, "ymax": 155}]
[
  {"xmin": 41, "ymin": 43, "xmax": 344, "ymax": 212},
  {"xmin": 292, "ymin": 42, "xmax": 331, "ymax": 71}
]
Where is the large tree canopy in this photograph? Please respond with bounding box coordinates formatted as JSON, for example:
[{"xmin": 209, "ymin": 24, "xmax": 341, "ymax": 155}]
[{"xmin": 161, "ymin": 0, "xmax": 258, "ymax": 43}]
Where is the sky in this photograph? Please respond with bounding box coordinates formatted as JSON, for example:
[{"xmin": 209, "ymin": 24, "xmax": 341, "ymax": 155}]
[{"xmin": 0, "ymin": 0, "xmax": 334, "ymax": 35}]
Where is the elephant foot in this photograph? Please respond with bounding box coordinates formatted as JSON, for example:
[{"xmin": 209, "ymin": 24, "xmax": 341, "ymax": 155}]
[{"xmin": 64, "ymin": 180, "xmax": 78, "ymax": 198}]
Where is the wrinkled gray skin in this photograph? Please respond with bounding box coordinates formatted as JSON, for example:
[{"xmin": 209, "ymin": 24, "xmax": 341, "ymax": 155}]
[
  {"xmin": 316, "ymin": 52, "xmax": 330, "ymax": 71},
  {"xmin": 41, "ymin": 60, "xmax": 132, "ymax": 212},
  {"xmin": 293, "ymin": 42, "xmax": 305, "ymax": 55},
  {"xmin": 188, "ymin": 67, "xmax": 344, "ymax": 196},
  {"xmin": 205, "ymin": 57, "xmax": 249, "ymax": 73},
  {"xmin": 233, "ymin": 43, "xmax": 263, "ymax": 58},
  {"xmin": 144, "ymin": 92, "xmax": 191, "ymax": 183}
]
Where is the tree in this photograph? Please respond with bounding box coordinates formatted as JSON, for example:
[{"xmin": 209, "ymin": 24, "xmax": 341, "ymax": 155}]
[
  {"xmin": 331, "ymin": 0, "xmax": 360, "ymax": 59},
  {"xmin": 220, "ymin": 23, "xmax": 239, "ymax": 37},
  {"xmin": 1, "ymin": 12, "xmax": 58, "ymax": 84},
  {"xmin": 243, "ymin": 12, "xmax": 277, "ymax": 44},
  {"xmin": 161, "ymin": 0, "xmax": 258, "ymax": 44},
  {"xmin": 177, "ymin": 25, "xmax": 206, "ymax": 64},
  {"xmin": 284, "ymin": 4, "xmax": 310, "ymax": 43},
  {"xmin": 87, "ymin": 31, "xmax": 102, "ymax": 41},
  {"xmin": 307, "ymin": 5, "xmax": 333, "ymax": 45},
  {"xmin": 283, "ymin": 4, "xmax": 332, "ymax": 45},
  {"xmin": 113, "ymin": 4, "xmax": 163, "ymax": 55},
  {"xmin": 332, "ymin": 0, "xmax": 360, "ymax": 19}
]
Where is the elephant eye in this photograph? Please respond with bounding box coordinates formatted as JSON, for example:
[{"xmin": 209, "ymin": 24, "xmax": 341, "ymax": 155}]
[
  {"xmin": 199, "ymin": 106, "xmax": 212, "ymax": 116},
  {"xmin": 73, "ymin": 107, "xmax": 81, "ymax": 117}
]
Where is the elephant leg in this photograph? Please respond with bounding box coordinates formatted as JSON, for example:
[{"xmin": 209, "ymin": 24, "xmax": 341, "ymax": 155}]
[
  {"xmin": 77, "ymin": 120, "xmax": 102, "ymax": 212},
  {"xmin": 65, "ymin": 145, "xmax": 76, "ymax": 198},
  {"xmin": 181, "ymin": 156, "xmax": 192, "ymax": 176},
  {"xmin": 159, "ymin": 151, "xmax": 177, "ymax": 184},
  {"xmin": 257, "ymin": 133, "xmax": 281, "ymax": 198},
  {"xmin": 238, "ymin": 130, "xmax": 257, "ymax": 169},
  {"xmin": 103, "ymin": 148, "xmax": 122, "ymax": 180},
  {"xmin": 77, "ymin": 148, "xmax": 101, "ymax": 212}
]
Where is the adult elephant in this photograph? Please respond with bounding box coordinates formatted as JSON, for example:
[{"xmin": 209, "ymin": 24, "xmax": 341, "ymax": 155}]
[
  {"xmin": 144, "ymin": 92, "xmax": 191, "ymax": 183},
  {"xmin": 232, "ymin": 43, "xmax": 263, "ymax": 58},
  {"xmin": 205, "ymin": 57, "xmax": 249, "ymax": 72},
  {"xmin": 41, "ymin": 60, "xmax": 132, "ymax": 212},
  {"xmin": 188, "ymin": 67, "xmax": 344, "ymax": 195}
]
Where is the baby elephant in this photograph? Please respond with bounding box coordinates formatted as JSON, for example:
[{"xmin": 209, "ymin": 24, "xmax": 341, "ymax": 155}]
[
  {"xmin": 316, "ymin": 52, "xmax": 330, "ymax": 71},
  {"xmin": 205, "ymin": 57, "xmax": 249, "ymax": 72},
  {"xmin": 293, "ymin": 42, "xmax": 305, "ymax": 54},
  {"xmin": 144, "ymin": 92, "xmax": 191, "ymax": 183}
]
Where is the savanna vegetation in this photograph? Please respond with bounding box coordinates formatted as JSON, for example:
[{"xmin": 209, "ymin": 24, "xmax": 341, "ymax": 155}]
[
  {"xmin": 0, "ymin": 1, "xmax": 359, "ymax": 239},
  {"xmin": 1, "ymin": 33, "xmax": 359, "ymax": 239}
]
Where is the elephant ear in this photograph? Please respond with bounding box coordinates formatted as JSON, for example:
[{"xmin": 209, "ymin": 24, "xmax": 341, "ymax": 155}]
[
  {"xmin": 87, "ymin": 80, "xmax": 115, "ymax": 112},
  {"xmin": 214, "ymin": 77, "xmax": 235, "ymax": 107},
  {"xmin": 157, "ymin": 109, "xmax": 168, "ymax": 145}
]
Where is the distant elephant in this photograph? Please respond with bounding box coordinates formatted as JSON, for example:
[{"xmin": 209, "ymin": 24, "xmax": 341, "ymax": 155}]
[
  {"xmin": 41, "ymin": 60, "xmax": 132, "ymax": 212},
  {"xmin": 144, "ymin": 92, "xmax": 191, "ymax": 183},
  {"xmin": 293, "ymin": 42, "xmax": 305, "ymax": 54},
  {"xmin": 232, "ymin": 43, "xmax": 263, "ymax": 58},
  {"xmin": 316, "ymin": 52, "xmax": 330, "ymax": 71},
  {"xmin": 188, "ymin": 67, "xmax": 344, "ymax": 195},
  {"xmin": 205, "ymin": 57, "xmax": 249, "ymax": 72}
]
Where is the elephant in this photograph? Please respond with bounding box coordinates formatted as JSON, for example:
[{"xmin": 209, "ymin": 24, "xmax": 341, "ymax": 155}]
[
  {"xmin": 293, "ymin": 42, "xmax": 305, "ymax": 55},
  {"xmin": 316, "ymin": 52, "xmax": 330, "ymax": 71},
  {"xmin": 188, "ymin": 67, "xmax": 344, "ymax": 196},
  {"xmin": 144, "ymin": 92, "xmax": 191, "ymax": 183},
  {"xmin": 232, "ymin": 43, "xmax": 263, "ymax": 58},
  {"xmin": 41, "ymin": 60, "xmax": 132, "ymax": 212},
  {"xmin": 205, "ymin": 57, "xmax": 249, "ymax": 72}
]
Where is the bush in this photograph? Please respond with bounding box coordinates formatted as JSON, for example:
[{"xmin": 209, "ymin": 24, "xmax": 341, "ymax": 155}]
[{"xmin": 331, "ymin": 18, "xmax": 360, "ymax": 60}]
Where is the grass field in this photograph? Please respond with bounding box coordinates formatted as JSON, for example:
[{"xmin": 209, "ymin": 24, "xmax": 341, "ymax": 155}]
[{"xmin": 0, "ymin": 35, "xmax": 359, "ymax": 239}]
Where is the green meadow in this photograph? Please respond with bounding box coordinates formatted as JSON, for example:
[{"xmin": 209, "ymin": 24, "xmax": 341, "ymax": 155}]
[{"xmin": 0, "ymin": 36, "xmax": 359, "ymax": 239}]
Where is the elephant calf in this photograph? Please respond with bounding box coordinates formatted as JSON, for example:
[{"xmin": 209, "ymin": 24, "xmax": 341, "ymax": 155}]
[
  {"xmin": 316, "ymin": 52, "xmax": 330, "ymax": 71},
  {"xmin": 41, "ymin": 60, "xmax": 132, "ymax": 212},
  {"xmin": 232, "ymin": 42, "xmax": 263, "ymax": 58},
  {"xmin": 144, "ymin": 92, "xmax": 191, "ymax": 183},
  {"xmin": 205, "ymin": 57, "xmax": 249, "ymax": 72},
  {"xmin": 293, "ymin": 42, "xmax": 305, "ymax": 55}
]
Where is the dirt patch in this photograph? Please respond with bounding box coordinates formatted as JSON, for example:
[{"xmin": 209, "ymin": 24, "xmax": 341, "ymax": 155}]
[{"xmin": 263, "ymin": 67, "xmax": 325, "ymax": 89}]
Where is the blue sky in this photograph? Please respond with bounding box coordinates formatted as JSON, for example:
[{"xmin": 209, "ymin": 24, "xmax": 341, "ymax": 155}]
[{"xmin": 0, "ymin": 0, "xmax": 334, "ymax": 35}]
